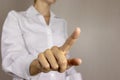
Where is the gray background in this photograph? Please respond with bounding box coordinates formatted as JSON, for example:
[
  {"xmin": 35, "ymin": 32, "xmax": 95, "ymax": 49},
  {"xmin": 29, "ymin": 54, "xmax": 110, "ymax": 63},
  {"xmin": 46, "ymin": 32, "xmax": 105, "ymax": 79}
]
[{"xmin": 0, "ymin": 0, "xmax": 120, "ymax": 80}]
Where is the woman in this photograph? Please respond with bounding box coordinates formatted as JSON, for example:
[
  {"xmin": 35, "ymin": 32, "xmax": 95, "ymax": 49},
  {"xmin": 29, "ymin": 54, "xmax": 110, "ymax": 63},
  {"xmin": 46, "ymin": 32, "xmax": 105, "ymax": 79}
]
[{"xmin": 1, "ymin": 0, "xmax": 82, "ymax": 80}]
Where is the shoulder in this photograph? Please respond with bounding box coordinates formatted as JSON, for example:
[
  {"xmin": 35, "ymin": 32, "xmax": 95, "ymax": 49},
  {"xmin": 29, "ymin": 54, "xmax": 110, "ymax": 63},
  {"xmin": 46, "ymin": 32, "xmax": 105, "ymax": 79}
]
[
  {"xmin": 7, "ymin": 10, "xmax": 27, "ymax": 19},
  {"xmin": 3, "ymin": 10, "xmax": 27, "ymax": 28}
]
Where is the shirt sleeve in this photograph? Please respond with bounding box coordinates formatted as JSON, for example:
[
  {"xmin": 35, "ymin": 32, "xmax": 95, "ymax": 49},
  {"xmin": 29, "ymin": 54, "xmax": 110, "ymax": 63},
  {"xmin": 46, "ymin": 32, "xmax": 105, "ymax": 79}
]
[
  {"xmin": 66, "ymin": 67, "xmax": 82, "ymax": 80},
  {"xmin": 63, "ymin": 20, "xmax": 82, "ymax": 80},
  {"xmin": 1, "ymin": 11, "xmax": 36, "ymax": 79}
]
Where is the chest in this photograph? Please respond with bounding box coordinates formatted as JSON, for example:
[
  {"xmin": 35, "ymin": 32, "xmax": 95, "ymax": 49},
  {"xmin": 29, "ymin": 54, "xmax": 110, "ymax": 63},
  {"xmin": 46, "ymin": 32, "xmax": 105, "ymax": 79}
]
[{"xmin": 19, "ymin": 16, "xmax": 66, "ymax": 53}]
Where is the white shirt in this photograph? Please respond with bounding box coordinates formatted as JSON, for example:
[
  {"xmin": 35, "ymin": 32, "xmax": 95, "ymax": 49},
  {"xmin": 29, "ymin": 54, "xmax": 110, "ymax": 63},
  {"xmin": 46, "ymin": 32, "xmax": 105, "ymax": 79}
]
[{"xmin": 1, "ymin": 5, "xmax": 82, "ymax": 80}]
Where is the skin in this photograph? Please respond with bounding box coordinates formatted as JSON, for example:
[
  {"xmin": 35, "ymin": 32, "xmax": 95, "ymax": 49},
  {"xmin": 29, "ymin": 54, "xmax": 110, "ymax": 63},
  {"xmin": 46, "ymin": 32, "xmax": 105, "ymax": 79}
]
[
  {"xmin": 30, "ymin": 0, "xmax": 82, "ymax": 76},
  {"xmin": 34, "ymin": 0, "xmax": 56, "ymax": 25}
]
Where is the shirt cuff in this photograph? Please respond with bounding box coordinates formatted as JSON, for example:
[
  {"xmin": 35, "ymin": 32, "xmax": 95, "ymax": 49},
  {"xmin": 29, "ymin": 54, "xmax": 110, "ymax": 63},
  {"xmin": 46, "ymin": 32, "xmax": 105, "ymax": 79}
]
[
  {"xmin": 2, "ymin": 54, "xmax": 37, "ymax": 79},
  {"xmin": 66, "ymin": 73, "xmax": 82, "ymax": 80}
]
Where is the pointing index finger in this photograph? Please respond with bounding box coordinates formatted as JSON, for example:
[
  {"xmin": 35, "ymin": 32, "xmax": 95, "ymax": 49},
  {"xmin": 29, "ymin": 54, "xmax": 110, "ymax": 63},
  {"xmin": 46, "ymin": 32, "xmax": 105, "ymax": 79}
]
[{"xmin": 60, "ymin": 27, "xmax": 81, "ymax": 54}]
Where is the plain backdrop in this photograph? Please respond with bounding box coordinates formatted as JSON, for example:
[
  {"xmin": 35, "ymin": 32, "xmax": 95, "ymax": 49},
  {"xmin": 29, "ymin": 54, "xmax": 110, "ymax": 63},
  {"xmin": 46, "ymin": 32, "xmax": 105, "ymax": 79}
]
[{"xmin": 0, "ymin": 0, "xmax": 120, "ymax": 80}]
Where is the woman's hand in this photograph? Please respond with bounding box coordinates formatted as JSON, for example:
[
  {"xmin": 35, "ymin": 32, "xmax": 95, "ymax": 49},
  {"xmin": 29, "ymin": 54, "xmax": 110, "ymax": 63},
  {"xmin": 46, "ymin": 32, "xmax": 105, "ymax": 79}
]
[
  {"xmin": 37, "ymin": 46, "xmax": 67, "ymax": 73},
  {"xmin": 30, "ymin": 27, "xmax": 82, "ymax": 75}
]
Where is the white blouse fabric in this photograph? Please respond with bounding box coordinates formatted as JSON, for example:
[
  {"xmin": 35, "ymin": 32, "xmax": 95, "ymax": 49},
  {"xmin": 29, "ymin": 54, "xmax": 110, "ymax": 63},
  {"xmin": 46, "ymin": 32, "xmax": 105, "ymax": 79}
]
[{"xmin": 1, "ymin": 5, "xmax": 82, "ymax": 80}]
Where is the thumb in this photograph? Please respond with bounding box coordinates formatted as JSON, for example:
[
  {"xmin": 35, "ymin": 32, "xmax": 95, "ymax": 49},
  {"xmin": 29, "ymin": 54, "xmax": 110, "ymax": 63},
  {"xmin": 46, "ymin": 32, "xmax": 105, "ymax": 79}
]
[{"xmin": 67, "ymin": 58, "xmax": 82, "ymax": 67}]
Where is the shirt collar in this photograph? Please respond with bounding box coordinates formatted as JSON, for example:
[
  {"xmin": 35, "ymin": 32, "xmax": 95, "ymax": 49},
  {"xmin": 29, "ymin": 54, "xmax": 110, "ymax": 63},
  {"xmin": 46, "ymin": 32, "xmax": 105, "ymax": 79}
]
[{"xmin": 26, "ymin": 5, "xmax": 56, "ymax": 18}]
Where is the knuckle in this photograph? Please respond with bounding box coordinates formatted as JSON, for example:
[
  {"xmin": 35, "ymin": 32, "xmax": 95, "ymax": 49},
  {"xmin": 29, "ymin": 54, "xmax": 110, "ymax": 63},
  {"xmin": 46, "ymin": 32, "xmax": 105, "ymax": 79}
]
[
  {"xmin": 59, "ymin": 51, "xmax": 64, "ymax": 55},
  {"xmin": 52, "ymin": 65, "xmax": 59, "ymax": 70},
  {"xmin": 38, "ymin": 53, "xmax": 43, "ymax": 58},
  {"xmin": 59, "ymin": 60, "xmax": 67, "ymax": 65},
  {"xmin": 43, "ymin": 70, "xmax": 49, "ymax": 73},
  {"xmin": 43, "ymin": 64, "xmax": 50, "ymax": 70},
  {"xmin": 59, "ymin": 67, "xmax": 66, "ymax": 73},
  {"xmin": 51, "ymin": 46, "xmax": 58, "ymax": 50},
  {"xmin": 44, "ymin": 49, "xmax": 51, "ymax": 55},
  {"xmin": 43, "ymin": 68, "xmax": 50, "ymax": 73},
  {"xmin": 60, "ymin": 69, "xmax": 66, "ymax": 73},
  {"xmin": 45, "ymin": 49, "xmax": 50, "ymax": 53}
]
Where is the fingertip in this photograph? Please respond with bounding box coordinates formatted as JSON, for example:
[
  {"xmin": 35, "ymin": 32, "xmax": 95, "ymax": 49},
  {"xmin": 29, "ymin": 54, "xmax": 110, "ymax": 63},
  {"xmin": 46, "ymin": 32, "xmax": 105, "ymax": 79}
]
[
  {"xmin": 72, "ymin": 27, "xmax": 81, "ymax": 39},
  {"xmin": 77, "ymin": 58, "xmax": 82, "ymax": 65},
  {"xmin": 76, "ymin": 27, "xmax": 81, "ymax": 33},
  {"xmin": 68, "ymin": 58, "xmax": 82, "ymax": 66},
  {"xmin": 73, "ymin": 58, "xmax": 82, "ymax": 65}
]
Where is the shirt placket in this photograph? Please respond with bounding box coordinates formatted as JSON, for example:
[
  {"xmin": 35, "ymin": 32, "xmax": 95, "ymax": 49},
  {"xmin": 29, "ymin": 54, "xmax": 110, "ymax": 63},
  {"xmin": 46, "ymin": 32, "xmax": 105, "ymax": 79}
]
[
  {"xmin": 46, "ymin": 26, "xmax": 53, "ymax": 48},
  {"xmin": 40, "ymin": 15, "xmax": 53, "ymax": 48}
]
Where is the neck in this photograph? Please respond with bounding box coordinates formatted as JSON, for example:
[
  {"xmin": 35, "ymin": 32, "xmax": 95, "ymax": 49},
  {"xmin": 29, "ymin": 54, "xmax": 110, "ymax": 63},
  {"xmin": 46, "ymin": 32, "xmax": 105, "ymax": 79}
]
[{"xmin": 34, "ymin": 0, "xmax": 51, "ymax": 17}]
